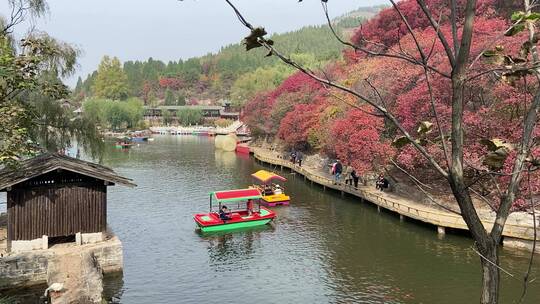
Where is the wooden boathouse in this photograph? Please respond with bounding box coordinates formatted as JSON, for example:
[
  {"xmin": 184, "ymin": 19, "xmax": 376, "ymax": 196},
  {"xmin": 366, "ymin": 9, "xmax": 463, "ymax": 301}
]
[{"xmin": 0, "ymin": 153, "xmax": 136, "ymax": 252}]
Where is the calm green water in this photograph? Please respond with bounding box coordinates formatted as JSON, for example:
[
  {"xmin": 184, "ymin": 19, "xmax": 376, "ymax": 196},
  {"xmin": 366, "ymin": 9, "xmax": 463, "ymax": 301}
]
[{"xmin": 2, "ymin": 136, "xmax": 539, "ymax": 303}]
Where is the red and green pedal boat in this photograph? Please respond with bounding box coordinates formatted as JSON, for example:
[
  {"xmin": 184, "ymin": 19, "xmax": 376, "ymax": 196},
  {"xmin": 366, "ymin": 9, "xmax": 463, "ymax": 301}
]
[{"xmin": 194, "ymin": 188, "xmax": 276, "ymax": 232}]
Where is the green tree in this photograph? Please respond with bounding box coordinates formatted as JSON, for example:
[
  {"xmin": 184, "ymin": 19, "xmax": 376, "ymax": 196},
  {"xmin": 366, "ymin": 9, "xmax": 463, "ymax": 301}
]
[
  {"xmin": 161, "ymin": 107, "xmax": 174, "ymax": 125},
  {"xmin": 177, "ymin": 108, "xmax": 202, "ymax": 126},
  {"xmin": 92, "ymin": 56, "xmax": 129, "ymax": 100},
  {"xmin": 230, "ymin": 65, "xmax": 292, "ymax": 107},
  {"xmin": 177, "ymin": 91, "xmax": 187, "ymax": 105},
  {"xmin": 164, "ymin": 88, "xmax": 176, "ymax": 105},
  {"xmin": 0, "ymin": 3, "xmax": 104, "ymax": 165},
  {"xmin": 83, "ymin": 98, "xmax": 143, "ymax": 131}
]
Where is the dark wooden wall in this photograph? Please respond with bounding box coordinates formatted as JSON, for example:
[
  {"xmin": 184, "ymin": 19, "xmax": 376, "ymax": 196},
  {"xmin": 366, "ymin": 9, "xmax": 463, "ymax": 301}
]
[{"xmin": 7, "ymin": 184, "xmax": 107, "ymax": 241}]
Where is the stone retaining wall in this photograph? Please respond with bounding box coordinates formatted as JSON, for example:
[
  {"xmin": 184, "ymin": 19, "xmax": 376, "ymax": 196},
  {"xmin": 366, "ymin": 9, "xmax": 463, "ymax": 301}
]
[
  {"xmin": 0, "ymin": 250, "xmax": 53, "ymax": 289},
  {"xmin": 0, "ymin": 236, "xmax": 123, "ymax": 290}
]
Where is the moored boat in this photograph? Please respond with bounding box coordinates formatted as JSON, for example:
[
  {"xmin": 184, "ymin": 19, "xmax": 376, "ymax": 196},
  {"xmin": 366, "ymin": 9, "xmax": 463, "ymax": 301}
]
[
  {"xmin": 194, "ymin": 188, "xmax": 276, "ymax": 232},
  {"xmin": 250, "ymin": 170, "xmax": 291, "ymax": 206},
  {"xmin": 115, "ymin": 137, "xmax": 134, "ymax": 149}
]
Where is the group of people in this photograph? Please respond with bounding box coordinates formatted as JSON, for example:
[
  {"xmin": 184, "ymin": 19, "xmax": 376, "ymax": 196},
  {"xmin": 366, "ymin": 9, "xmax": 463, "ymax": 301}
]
[
  {"xmin": 263, "ymin": 184, "xmax": 283, "ymax": 196},
  {"xmin": 330, "ymin": 159, "xmax": 389, "ymax": 191},
  {"xmin": 330, "ymin": 160, "xmax": 359, "ymax": 189},
  {"xmin": 290, "ymin": 150, "xmax": 304, "ymax": 167}
]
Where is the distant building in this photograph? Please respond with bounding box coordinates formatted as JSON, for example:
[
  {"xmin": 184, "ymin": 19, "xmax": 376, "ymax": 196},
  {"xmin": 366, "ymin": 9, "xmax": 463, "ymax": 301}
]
[
  {"xmin": 144, "ymin": 105, "xmax": 240, "ymax": 121},
  {"xmin": 0, "ymin": 153, "xmax": 136, "ymax": 252}
]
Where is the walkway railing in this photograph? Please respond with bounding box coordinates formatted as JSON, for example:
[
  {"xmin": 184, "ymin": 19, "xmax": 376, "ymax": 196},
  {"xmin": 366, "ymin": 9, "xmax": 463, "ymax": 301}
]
[{"xmin": 251, "ymin": 147, "xmax": 539, "ymax": 249}]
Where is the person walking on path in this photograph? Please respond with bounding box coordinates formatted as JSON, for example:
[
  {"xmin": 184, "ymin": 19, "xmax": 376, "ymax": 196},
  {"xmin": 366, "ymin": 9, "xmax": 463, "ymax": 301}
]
[
  {"xmin": 290, "ymin": 149, "xmax": 297, "ymax": 164},
  {"xmin": 296, "ymin": 151, "xmax": 303, "ymax": 167},
  {"xmin": 333, "ymin": 160, "xmax": 343, "ymax": 185},
  {"xmin": 351, "ymin": 169, "xmax": 360, "ymax": 189},
  {"xmin": 344, "ymin": 166, "xmax": 353, "ymax": 186}
]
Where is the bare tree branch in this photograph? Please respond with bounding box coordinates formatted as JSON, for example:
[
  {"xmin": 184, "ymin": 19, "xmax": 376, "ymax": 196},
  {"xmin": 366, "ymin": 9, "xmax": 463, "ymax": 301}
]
[
  {"xmin": 320, "ymin": 1, "xmax": 451, "ymax": 78},
  {"xmin": 391, "ymin": 159, "xmax": 462, "ymax": 215},
  {"xmin": 416, "ymin": 0, "xmax": 456, "ymax": 66}
]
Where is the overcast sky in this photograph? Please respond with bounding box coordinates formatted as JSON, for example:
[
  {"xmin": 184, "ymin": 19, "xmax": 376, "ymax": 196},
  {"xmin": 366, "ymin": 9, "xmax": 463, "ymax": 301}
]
[{"xmin": 1, "ymin": 0, "xmax": 387, "ymax": 86}]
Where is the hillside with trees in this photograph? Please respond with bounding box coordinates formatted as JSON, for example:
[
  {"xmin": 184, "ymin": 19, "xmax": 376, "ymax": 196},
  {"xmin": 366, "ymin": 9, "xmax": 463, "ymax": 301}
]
[
  {"xmin": 73, "ymin": 7, "xmax": 380, "ymax": 107},
  {"xmin": 235, "ymin": 0, "xmax": 539, "ymax": 302}
]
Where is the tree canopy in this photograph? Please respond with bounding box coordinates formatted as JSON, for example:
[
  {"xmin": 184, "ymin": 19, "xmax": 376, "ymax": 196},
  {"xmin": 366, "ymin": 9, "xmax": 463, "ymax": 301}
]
[
  {"xmin": 92, "ymin": 56, "xmax": 129, "ymax": 100},
  {"xmin": 73, "ymin": 12, "xmax": 372, "ymax": 107}
]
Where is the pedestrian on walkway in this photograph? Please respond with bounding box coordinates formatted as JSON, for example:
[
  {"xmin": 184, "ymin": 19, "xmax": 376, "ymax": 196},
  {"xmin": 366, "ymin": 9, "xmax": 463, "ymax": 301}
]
[
  {"xmin": 376, "ymin": 174, "xmax": 389, "ymax": 191},
  {"xmin": 351, "ymin": 169, "xmax": 360, "ymax": 189},
  {"xmin": 296, "ymin": 151, "xmax": 303, "ymax": 167},
  {"xmin": 290, "ymin": 149, "xmax": 297, "ymax": 164},
  {"xmin": 333, "ymin": 160, "xmax": 343, "ymax": 185},
  {"xmin": 344, "ymin": 166, "xmax": 353, "ymax": 186}
]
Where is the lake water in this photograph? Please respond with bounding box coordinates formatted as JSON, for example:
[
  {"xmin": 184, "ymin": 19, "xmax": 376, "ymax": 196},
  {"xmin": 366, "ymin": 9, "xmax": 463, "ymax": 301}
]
[{"xmin": 2, "ymin": 135, "xmax": 539, "ymax": 303}]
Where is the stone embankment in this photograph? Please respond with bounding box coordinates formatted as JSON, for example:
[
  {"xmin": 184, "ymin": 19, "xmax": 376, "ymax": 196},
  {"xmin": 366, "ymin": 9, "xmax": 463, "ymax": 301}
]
[
  {"xmin": 0, "ymin": 235, "xmax": 123, "ymax": 302},
  {"xmin": 251, "ymin": 147, "xmax": 540, "ymax": 251}
]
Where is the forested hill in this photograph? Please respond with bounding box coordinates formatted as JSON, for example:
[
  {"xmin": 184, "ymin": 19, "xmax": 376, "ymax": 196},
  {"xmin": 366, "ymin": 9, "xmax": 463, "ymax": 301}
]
[{"xmin": 73, "ymin": 6, "xmax": 382, "ymax": 107}]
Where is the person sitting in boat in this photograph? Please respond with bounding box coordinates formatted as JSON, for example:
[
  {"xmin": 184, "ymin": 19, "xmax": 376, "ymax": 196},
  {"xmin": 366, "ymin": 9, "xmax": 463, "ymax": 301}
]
[
  {"xmin": 263, "ymin": 184, "xmax": 274, "ymax": 196},
  {"xmin": 246, "ymin": 199, "xmax": 254, "ymax": 216},
  {"xmin": 219, "ymin": 205, "xmax": 231, "ymax": 221},
  {"xmin": 274, "ymin": 184, "xmax": 283, "ymax": 195}
]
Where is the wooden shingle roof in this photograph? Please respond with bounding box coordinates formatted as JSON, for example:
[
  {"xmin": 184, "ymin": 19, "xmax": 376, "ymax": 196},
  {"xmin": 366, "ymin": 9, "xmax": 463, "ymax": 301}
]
[{"xmin": 0, "ymin": 153, "xmax": 137, "ymax": 190}]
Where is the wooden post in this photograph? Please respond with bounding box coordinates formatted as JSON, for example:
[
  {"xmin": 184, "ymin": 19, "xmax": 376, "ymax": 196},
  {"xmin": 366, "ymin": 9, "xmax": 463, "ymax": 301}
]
[
  {"xmin": 400, "ymin": 215, "xmax": 405, "ymax": 222},
  {"xmin": 377, "ymin": 206, "xmax": 381, "ymax": 213},
  {"xmin": 341, "ymin": 190, "xmax": 344, "ymax": 197}
]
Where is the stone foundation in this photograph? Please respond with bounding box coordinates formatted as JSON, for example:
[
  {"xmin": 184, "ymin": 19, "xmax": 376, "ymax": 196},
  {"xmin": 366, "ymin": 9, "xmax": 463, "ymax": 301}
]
[
  {"xmin": 0, "ymin": 250, "xmax": 53, "ymax": 289},
  {"xmin": 10, "ymin": 236, "xmax": 48, "ymax": 252},
  {"xmin": 81, "ymin": 232, "xmax": 104, "ymax": 245},
  {"xmin": 503, "ymin": 237, "xmax": 540, "ymax": 252},
  {"xmin": 0, "ymin": 236, "xmax": 123, "ymax": 291}
]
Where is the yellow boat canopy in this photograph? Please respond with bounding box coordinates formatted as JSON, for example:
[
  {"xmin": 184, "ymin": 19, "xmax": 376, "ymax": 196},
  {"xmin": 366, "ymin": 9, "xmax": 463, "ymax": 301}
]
[{"xmin": 251, "ymin": 170, "xmax": 287, "ymax": 183}]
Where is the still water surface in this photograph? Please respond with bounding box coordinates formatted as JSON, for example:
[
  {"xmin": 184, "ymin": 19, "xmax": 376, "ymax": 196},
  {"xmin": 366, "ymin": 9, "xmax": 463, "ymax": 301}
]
[{"xmin": 3, "ymin": 136, "xmax": 540, "ymax": 303}]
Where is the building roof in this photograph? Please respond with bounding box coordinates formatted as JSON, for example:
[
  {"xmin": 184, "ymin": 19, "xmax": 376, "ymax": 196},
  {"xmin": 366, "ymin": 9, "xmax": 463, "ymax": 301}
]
[
  {"xmin": 144, "ymin": 105, "xmax": 223, "ymax": 111},
  {"xmin": 0, "ymin": 153, "xmax": 137, "ymax": 191},
  {"xmin": 212, "ymin": 188, "xmax": 262, "ymax": 203},
  {"xmin": 219, "ymin": 110, "xmax": 240, "ymax": 116}
]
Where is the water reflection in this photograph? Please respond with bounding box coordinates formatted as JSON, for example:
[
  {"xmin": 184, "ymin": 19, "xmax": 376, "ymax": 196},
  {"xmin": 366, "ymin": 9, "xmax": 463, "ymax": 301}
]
[
  {"xmin": 102, "ymin": 274, "xmax": 125, "ymax": 304},
  {"xmin": 214, "ymin": 150, "xmax": 237, "ymax": 168},
  {"xmin": 3, "ymin": 136, "xmax": 540, "ymax": 304}
]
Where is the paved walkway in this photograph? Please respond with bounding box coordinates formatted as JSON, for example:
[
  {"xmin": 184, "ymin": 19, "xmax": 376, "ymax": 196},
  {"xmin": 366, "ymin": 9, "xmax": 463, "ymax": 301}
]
[{"xmin": 251, "ymin": 147, "xmax": 539, "ymax": 251}]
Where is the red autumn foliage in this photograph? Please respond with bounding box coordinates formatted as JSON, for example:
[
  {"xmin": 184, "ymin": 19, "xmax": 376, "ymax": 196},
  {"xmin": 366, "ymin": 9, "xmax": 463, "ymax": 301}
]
[
  {"xmin": 331, "ymin": 109, "xmax": 395, "ymax": 173},
  {"xmin": 242, "ymin": 0, "xmax": 540, "ymax": 209},
  {"xmin": 278, "ymin": 103, "xmax": 322, "ymax": 149},
  {"xmin": 242, "ymin": 92, "xmax": 276, "ymax": 136},
  {"xmin": 350, "ymin": 0, "xmax": 499, "ymax": 48},
  {"xmin": 243, "ymin": 72, "xmax": 325, "ymax": 137},
  {"xmin": 159, "ymin": 77, "xmax": 184, "ymax": 90}
]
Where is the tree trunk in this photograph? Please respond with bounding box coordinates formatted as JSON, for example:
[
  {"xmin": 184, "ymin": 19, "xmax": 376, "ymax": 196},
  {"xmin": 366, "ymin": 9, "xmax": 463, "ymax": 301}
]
[{"xmin": 479, "ymin": 242, "xmax": 500, "ymax": 304}]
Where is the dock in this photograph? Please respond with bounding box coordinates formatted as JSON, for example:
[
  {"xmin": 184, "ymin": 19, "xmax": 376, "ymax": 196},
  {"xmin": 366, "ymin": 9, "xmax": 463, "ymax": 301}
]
[{"xmin": 251, "ymin": 147, "xmax": 540, "ymax": 251}]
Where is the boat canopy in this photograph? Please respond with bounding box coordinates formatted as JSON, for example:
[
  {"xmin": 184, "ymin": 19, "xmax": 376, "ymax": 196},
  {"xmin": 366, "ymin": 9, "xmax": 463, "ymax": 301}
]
[
  {"xmin": 212, "ymin": 188, "xmax": 262, "ymax": 203},
  {"xmin": 251, "ymin": 170, "xmax": 287, "ymax": 183}
]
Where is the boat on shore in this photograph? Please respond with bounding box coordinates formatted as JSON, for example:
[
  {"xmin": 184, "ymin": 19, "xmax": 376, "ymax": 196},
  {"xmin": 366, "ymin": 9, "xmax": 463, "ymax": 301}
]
[
  {"xmin": 250, "ymin": 170, "xmax": 291, "ymax": 206},
  {"xmin": 194, "ymin": 188, "xmax": 276, "ymax": 232}
]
